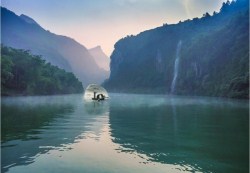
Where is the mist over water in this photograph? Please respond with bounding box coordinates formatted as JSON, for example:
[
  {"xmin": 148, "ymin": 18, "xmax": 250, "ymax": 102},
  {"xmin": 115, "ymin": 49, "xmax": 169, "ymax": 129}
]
[{"xmin": 1, "ymin": 94, "xmax": 249, "ymax": 173}]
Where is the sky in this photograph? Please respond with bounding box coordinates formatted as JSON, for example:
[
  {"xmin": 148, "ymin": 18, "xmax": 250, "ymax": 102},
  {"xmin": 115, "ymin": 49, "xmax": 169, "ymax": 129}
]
[{"xmin": 1, "ymin": 0, "xmax": 228, "ymax": 56}]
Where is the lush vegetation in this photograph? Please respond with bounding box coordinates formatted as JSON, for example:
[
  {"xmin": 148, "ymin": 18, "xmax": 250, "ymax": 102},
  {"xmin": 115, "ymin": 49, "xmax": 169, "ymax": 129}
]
[
  {"xmin": 104, "ymin": 0, "xmax": 249, "ymax": 99},
  {"xmin": 1, "ymin": 46, "xmax": 83, "ymax": 96}
]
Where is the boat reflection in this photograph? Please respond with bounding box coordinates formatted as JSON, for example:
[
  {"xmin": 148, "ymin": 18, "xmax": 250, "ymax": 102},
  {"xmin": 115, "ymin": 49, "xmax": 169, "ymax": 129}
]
[
  {"xmin": 1, "ymin": 94, "xmax": 109, "ymax": 172},
  {"xmin": 84, "ymin": 100, "xmax": 109, "ymax": 115}
]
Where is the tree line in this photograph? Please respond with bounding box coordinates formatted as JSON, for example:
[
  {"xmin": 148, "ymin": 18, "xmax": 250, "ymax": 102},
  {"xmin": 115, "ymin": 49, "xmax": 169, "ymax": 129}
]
[{"xmin": 1, "ymin": 46, "xmax": 83, "ymax": 96}]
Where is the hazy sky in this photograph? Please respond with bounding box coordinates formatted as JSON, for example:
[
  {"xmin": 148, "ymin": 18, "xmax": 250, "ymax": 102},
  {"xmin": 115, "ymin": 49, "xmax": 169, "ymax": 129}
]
[{"xmin": 2, "ymin": 0, "xmax": 227, "ymax": 56}]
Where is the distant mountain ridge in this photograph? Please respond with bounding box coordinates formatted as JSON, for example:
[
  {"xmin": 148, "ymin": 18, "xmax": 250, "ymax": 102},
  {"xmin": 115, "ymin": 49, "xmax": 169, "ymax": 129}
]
[
  {"xmin": 1, "ymin": 7, "xmax": 108, "ymax": 87},
  {"xmin": 104, "ymin": 0, "xmax": 249, "ymax": 99},
  {"xmin": 19, "ymin": 14, "xmax": 40, "ymax": 25},
  {"xmin": 89, "ymin": 45, "xmax": 110, "ymax": 72}
]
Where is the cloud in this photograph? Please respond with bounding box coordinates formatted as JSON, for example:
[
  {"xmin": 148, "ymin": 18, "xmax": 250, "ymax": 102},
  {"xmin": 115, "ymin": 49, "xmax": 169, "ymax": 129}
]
[
  {"xmin": 181, "ymin": 0, "xmax": 226, "ymax": 18},
  {"xmin": 182, "ymin": 0, "xmax": 192, "ymax": 18}
]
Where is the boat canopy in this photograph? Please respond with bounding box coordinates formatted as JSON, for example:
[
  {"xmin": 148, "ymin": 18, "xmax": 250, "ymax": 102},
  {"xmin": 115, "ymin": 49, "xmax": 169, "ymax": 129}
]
[{"xmin": 84, "ymin": 84, "xmax": 109, "ymax": 101}]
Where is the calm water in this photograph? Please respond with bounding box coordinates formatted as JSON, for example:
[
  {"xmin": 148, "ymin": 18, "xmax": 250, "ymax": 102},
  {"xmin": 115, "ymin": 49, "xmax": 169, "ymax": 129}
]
[{"xmin": 1, "ymin": 93, "xmax": 249, "ymax": 173}]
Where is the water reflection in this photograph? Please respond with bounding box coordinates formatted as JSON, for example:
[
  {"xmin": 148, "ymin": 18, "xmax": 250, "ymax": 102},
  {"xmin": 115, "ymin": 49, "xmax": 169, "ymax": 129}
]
[
  {"xmin": 1, "ymin": 94, "xmax": 109, "ymax": 172},
  {"xmin": 84, "ymin": 100, "xmax": 109, "ymax": 115},
  {"xmin": 1, "ymin": 94, "xmax": 248, "ymax": 173},
  {"xmin": 108, "ymin": 94, "xmax": 249, "ymax": 173}
]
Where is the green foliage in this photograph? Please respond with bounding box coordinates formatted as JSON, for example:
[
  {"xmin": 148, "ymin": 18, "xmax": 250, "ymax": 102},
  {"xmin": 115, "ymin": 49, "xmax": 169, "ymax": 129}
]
[
  {"xmin": 1, "ymin": 46, "xmax": 83, "ymax": 96},
  {"xmin": 104, "ymin": 0, "xmax": 249, "ymax": 99},
  {"xmin": 1, "ymin": 55, "xmax": 14, "ymax": 85}
]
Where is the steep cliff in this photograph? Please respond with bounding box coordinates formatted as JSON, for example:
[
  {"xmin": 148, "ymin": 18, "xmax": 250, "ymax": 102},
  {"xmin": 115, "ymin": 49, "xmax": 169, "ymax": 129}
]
[{"xmin": 104, "ymin": 0, "xmax": 249, "ymax": 99}]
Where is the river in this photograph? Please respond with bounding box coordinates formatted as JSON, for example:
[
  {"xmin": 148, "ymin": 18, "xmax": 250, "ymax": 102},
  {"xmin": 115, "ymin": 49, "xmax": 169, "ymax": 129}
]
[{"xmin": 1, "ymin": 93, "xmax": 249, "ymax": 173}]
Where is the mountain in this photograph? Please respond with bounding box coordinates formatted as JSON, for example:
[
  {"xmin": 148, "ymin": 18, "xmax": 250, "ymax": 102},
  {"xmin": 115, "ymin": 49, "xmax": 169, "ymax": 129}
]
[
  {"xmin": 1, "ymin": 7, "xmax": 108, "ymax": 87},
  {"xmin": 104, "ymin": 0, "xmax": 249, "ymax": 99},
  {"xmin": 89, "ymin": 46, "xmax": 110, "ymax": 72},
  {"xmin": 19, "ymin": 14, "xmax": 40, "ymax": 26}
]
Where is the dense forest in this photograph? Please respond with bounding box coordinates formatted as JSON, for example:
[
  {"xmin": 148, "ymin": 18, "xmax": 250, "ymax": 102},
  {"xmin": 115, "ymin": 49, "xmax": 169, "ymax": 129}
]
[
  {"xmin": 1, "ymin": 46, "xmax": 83, "ymax": 96},
  {"xmin": 104, "ymin": 0, "xmax": 249, "ymax": 99}
]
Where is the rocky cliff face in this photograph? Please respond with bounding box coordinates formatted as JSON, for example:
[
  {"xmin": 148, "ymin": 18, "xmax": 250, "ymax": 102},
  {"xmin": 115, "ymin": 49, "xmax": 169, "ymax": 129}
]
[
  {"xmin": 104, "ymin": 0, "xmax": 249, "ymax": 99},
  {"xmin": 1, "ymin": 7, "xmax": 108, "ymax": 87}
]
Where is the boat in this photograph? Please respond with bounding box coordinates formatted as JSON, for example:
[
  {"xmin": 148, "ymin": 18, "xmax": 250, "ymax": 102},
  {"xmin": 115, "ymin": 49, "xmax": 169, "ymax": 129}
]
[{"xmin": 84, "ymin": 84, "xmax": 109, "ymax": 101}]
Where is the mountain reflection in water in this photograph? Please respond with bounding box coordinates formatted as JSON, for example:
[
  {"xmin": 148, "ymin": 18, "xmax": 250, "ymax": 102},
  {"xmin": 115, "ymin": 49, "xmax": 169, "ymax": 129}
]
[
  {"xmin": 1, "ymin": 94, "xmax": 249, "ymax": 173},
  {"xmin": 109, "ymin": 94, "xmax": 249, "ymax": 173}
]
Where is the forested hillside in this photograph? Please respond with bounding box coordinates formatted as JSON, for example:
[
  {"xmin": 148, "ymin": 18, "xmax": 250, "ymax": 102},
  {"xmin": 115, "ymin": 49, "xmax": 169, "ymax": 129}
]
[
  {"xmin": 104, "ymin": 0, "xmax": 249, "ymax": 99},
  {"xmin": 1, "ymin": 46, "xmax": 83, "ymax": 96}
]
